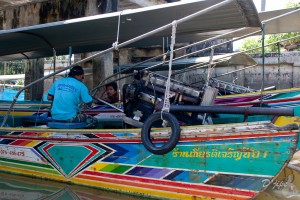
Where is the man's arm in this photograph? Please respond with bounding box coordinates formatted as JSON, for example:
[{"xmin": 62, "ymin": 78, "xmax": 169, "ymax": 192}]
[
  {"xmin": 47, "ymin": 94, "xmax": 54, "ymax": 101},
  {"xmin": 47, "ymin": 81, "xmax": 56, "ymax": 101},
  {"xmin": 86, "ymin": 101, "xmax": 93, "ymax": 107}
]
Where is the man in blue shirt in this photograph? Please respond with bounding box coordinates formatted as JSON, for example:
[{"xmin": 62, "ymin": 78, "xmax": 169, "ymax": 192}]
[{"xmin": 47, "ymin": 65, "xmax": 98, "ymax": 128}]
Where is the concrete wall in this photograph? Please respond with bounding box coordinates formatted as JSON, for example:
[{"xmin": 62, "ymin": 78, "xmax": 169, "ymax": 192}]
[
  {"xmin": 178, "ymin": 51, "xmax": 300, "ymax": 91},
  {"xmin": 242, "ymin": 52, "xmax": 300, "ymax": 90},
  {"xmin": 0, "ymin": 0, "xmax": 119, "ymax": 29}
]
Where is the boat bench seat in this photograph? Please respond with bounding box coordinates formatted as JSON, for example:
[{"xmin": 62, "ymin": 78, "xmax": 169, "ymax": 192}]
[{"xmin": 47, "ymin": 121, "xmax": 86, "ymax": 129}]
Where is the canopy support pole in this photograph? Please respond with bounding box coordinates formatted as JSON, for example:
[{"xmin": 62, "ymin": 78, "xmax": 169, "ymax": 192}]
[
  {"xmin": 52, "ymin": 48, "xmax": 56, "ymax": 82},
  {"xmin": 260, "ymin": 22, "xmax": 266, "ymax": 106}
]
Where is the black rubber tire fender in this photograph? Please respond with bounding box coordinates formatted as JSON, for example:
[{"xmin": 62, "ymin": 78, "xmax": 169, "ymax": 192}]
[{"xmin": 141, "ymin": 112, "xmax": 181, "ymax": 155}]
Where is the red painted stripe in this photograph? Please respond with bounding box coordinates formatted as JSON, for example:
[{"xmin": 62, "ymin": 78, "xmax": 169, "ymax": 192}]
[
  {"xmin": 22, "ymin": 132, "xmax": 47, "ymax": 137},
  {"xmin": 77, "ymin": 172, "xmax": 255, "ymax": 199},
  {"xmin": 179, "ymin": 131, "xmax": 296, "ymax": 142},
  {"xmin": 0, "ymin": 131, "xmax": 295, "ymax": 143},
  {"xmin": 22, "ymin": 132, "xmax": 38, "ymax": 136},
  {"xmin": 9, "ymin": 139, "xmax": 27, "ymax": 146},
  {"xmin": 85, "ymin": 110, "xmax": 121, "ymax": 114},
  {"xmin": 0, "ymin": 109, "xmax": 119, "ymax": 114},
  {"xmin": 20, "ymin": 140, "xmax": 33, "ymax": 146},
  {"xmin": 71, "ymin": 145, "xmax": 100, "ymax": 173},
  {"xmin": 81, "ymin": 170, "xmax": 257, "ymax": 196},
  {"xmin": 0, "ymin": 110, "xmax": 48, "ymax": 113},
  {"xmin": 94, "ymin": 133, "xmax": 116, "ymax": 137},
  {"xmin": 42, "ymin": 144, "xmax": 60, "ymax": 167},
  {"xmin": 221, "ymin": 97, "xmax": 300, "ymax": 107}
]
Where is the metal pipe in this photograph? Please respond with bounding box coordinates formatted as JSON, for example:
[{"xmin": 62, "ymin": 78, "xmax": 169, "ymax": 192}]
[
  {"xmin": 261, "ymin": 0, "xmax": 266, "ymax": 12},
  {"xmin": 52, "ymin": 48, "xmax": 56, "ymax": 82},
  {"xmin": 69, "ymin": 47, "xmax": 72, "ymax": 66},
  {"xmin": 169, "ymin": 105, "xmax": 294, "ymax": 116},
  {"xmin": 260, "ymin": 22, "xmax": 266, "ymax": 107}
]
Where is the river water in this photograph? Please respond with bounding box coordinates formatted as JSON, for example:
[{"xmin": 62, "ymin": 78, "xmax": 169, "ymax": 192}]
[
  {"xmin": 0, "ymin": 172, "xmax": 149, "ymax": 200},
  {"xmin": 0, "ymin": 88, "xmax": 49, "ymax": 101},
  {"xmin": 0, "ymin": 88, "xmax": 24, "ymax": 101}
]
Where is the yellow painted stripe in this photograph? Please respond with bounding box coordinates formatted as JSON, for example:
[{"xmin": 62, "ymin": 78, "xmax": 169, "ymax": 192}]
[
  {"xmin": 71, "ymin": 177, "xmax": 214, "ymax": 200},
  {"xmin": 274, "ymin": 116, "xmax": 300, "ymax": 126},
  {"xmin": 0, "ymin": 165, "xmax": 66, "ymax": 182},
  {"xmin": 26, "ymin": 140, "xmax": 41, "ymax": 147},
  {"xmin": 0, "ymin": 103, "xmax": 50, "ymax": 106},
  {"xmin": 0, "ymin": 111, "xmax": 34, "ymax": 116},
  {"xmin": 88, "ymin": 162, "xmax": 109, "ymax": 171},
  {"xmin": 40, "ymin": 132, "xmax": 52, "ymax": 137},
  {"xmin": 11, "ymin": 132, "xmax": 53, "ymax": 147}
]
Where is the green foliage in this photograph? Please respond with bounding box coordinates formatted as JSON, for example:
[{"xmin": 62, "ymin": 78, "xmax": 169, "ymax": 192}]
[
  {"xmin": 241, "ymin": 33, "xmax": 300, "ymax": 53},
  {"xmin": 286, "ymin": 0, "xmax": 299, "ymax": 8},
  {"xmin": 44, "ymin": 55, "xmax": 68, "ymax": 61},
  {"xmin": 240, "ymin": 0, "xmax": 300, "ymax": 53},
  {"xmin": 0, "ymin": 61, "xmax": 25, "ymax": 75},
  {"xmin": 267, "ymin": 32, "xmax": 300, "ymax": 52},
  {"xmin": 15, "ymin": 79, "xmax": 24, "ymax": 86},
  {"xmin": 240, "ymin": 36, "xmax": 262, "ymax": 53}
]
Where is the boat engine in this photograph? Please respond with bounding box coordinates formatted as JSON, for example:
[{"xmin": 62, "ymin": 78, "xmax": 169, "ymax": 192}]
[{"xmin": 123, "ymin": 71, "xmax": 217, "ymax": 127}]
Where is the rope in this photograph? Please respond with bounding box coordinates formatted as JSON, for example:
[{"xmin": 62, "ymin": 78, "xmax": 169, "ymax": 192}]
[
  {"xmin": 112, "ymin": 12, "xmax": 123, "ymax": 107},
  {"xmin": 112, "ymin": 11, "xmax": 123, "ymax": 50},
  {"xmin": 162, "ymin": 20, "xmax": 177, "ymax": 114}
]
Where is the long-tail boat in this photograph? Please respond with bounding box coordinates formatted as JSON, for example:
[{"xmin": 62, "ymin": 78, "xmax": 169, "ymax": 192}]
[{"xmin": 0, "ymin": 119, "xmax": 298, "ymax": 200}]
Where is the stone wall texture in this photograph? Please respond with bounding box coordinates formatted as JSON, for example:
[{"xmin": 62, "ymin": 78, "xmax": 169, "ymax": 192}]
[{"xmin": 0, "ymin": 0, "xmax": 119, "ymax": 29}]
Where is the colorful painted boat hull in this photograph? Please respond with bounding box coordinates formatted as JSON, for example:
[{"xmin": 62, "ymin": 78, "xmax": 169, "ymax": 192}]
[
  {"xmin": 215, "ymin": 88, "xmax": 300, "ymax": 108},
  {"xmin": 0, "ymin": 103, "xmax": 125, "ymax": 128},
  {"xmin": 0, "ymin": 121, "xmax": 298, "ymax": 199}
]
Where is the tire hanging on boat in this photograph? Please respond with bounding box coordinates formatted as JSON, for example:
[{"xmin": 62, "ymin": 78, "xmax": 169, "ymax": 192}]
[{"xmin": 141, "ymin": 112, "xmax": 181, "ymax": 155}]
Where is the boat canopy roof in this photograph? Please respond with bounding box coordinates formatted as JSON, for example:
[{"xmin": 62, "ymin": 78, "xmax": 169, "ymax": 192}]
[
  {"xmin": 259, "ymin": 7, "xmax": 300, "ymax": 34},
  {"xmin": 230, "ymin": 7, "xmax": 300, "ymax": 38},
  {"xmin": 0, "ymin": 0, "xmax": 260, "ymax": 61}
]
